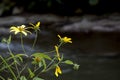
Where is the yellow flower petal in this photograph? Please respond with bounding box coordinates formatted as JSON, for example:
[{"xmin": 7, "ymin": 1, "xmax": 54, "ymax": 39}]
[
  {"xmin": 15, "ymin": 31, "xmax": 19, "ymax": 35},
  {"xmin": 55, "ymin": 45, "xmax": 61, "ymax": 61},
  {"xmin": 57, "ymin": 66, "xmax": 62, "ymax": 74},
  {"xmin": 63, "ymin": 37, "xmax": 72, "ymax": 43},
  {"xmin": 55, "ymin": 68, "xmax": 58, "ymax": 77},
  {"xmin": 21, "ymin": 31, "xmax": 27, "ymax": 36},
  {"xmin": 30, "ymin": 22, "xmax": 40, "ymax": 31},
  {"xmin": 58, "ymin": 35, "xmax": 72, "ymax": 43},
  {"xmin": 21, "ymin": 25, "xmax": 26, "ymax": 28},
  {"xmin": 10, "ymin": 25, "xmax": 31, "ymax": 36},
  {"xmin": 36, "ymin": 22, "xmax": 40, "ymax": 27},
  {"xmin": 55, "ymin": 66, "xmax": 62, "ymax": 77},
  {"xmin": 57, "ymin": 35, "xmax": 62, "ymax": 40}
]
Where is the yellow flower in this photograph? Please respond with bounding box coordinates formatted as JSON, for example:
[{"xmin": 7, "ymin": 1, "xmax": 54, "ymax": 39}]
[
  {"xmin": 58, "ymin": 35, "xmax": 72, "ymax": 43},
  {"xmin": 34, "ymin": 56, "xmax": 41, "ymax": 63},
  {"xmin": 10, "ymin": 25, "xmax": 31, "ymax": 36},
  {"xmin": 55, "ymin": 65, "xmax": 62, "ymax": 77},
  {"xmin": 55, "ymin": 45, "xmax": 61, "ymax": 61},
  {"xmin": 29, "ymin": 22, "xmax": 40, "ymax": 31}
]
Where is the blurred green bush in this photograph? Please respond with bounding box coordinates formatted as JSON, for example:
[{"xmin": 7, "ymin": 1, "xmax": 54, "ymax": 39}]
[{"xmin": 0, "ymin": 0, "xmax": 120, "ymax": 16}]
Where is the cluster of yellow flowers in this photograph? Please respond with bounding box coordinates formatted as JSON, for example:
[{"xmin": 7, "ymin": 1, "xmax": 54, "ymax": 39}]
[
  {"xmin": 54, "ymin": 35, "xmax": 72, "ymax": 77},
  {"xmin": 9, "ymin": 21, "xmax": 73, "ymax": 77}
]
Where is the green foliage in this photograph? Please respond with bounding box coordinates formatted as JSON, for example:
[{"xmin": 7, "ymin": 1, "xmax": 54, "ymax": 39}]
[
  {"xmin": 0, "ymin": 22, "xmax": 79, "ymax": 80},
  {"xmin": 33, "ymin": 77, "xmax": 44, "ymax": 80},
  {"xmin": 73, "ymin": 64, "xmax": 80, "ymax": 70},
  {"xmin": 2, "ymin": 35, "xmax": 11, "ymax": 44},
  {"xmin": 0, "ymin": 0, "xmax": 15, "ymax": 16},
  {"xmin": 89, "ymin": 0, "xmax": 99, "ymax": 6},
  {"xmin": 0, "ymin": 0, "xmax": 103, "ymax": 16},
  {"xmin": 20, "ymin": 76, "xmax": 27, "ymax": 80},
  {"xmin": 32, "ymin": 53, "xmax": 51, "ymax": 60},
  {"xmin": 64, "ymin": 60, "xmax": 74, "ymax": 65},
  {"xmin": 28, "ymin": 68, "xmax": 35, "ymax": 78}
]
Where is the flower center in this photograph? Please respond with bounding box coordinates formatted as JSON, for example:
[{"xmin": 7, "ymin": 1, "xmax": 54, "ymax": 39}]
[{"xmin": 18, "ymin": 27, "xmax": 24, "ymax": 32}]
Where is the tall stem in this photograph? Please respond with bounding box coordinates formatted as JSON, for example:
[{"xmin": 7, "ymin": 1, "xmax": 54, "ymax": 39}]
[
  {"xmin": 32, "ymin": 31, "xmax": 38, "ymax": 50},
  {"xmin": 20, "ymin": 34, "xmax": 26, "ymax": 55}
]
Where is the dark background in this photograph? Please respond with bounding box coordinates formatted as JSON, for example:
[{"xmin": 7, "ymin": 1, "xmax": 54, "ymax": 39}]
[{"xmin": 1, "ymin": 0, "xmax": 120, "ymax": 16}]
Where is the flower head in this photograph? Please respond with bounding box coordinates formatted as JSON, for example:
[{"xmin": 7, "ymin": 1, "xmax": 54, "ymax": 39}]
[
  {"xmin": 55, "ymin": 65, "xmax": 62, "ymax": 77},
  {"xmin": 10, "ymin": 25, "xmax": 31, "ymax": 36},
  {"xmin": 34, "ymin": 56, "xmax": 41, "ymax": 63},
  {"xmin": 55, "ymin": 45, "xmax": 61, "ymax": 61},
  {"xmin": 58, "ymin": 35, "xmax": 72, "ymax": 43},
  {"xmin": 29, "ymin": 22, "xmax": 40, "ymax": 31}
]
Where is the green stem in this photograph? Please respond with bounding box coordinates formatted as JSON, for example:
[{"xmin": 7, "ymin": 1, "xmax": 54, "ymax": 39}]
[
  {"xmin": 0, "ymin": 56, "xmax": 17, "ymax": 80},
  {"xmin": 44, "ymin": 57, "xmax": 60, "ymax": 72},
  {"xmin": 19, "ymin": 63, "xmax": 27, "ymax": 77},
  {"xmin": 7, "ymin": 44, "xmax": 12, "ymax": 55},
  {"xmin": 33, "ymin": 64, "xmax": 37, "ymax": 72},
  {"xmin": 20, "ymin": 34, "xmax": 26, "ymax": 55},
  {"xmin": 32, "ymin": 31, "xmax": 38, "ymax": 50},
  {"xmin": 0, "ymin": 62, "xmax": 14, "ymax": 71},
  {"xmin": 35, "ymin": 57, "xmax": 56, "ymax": 77},
  {"xmin": 45, "ymin": 57, "xmax": 56, "ymax": 70},
  {"xmin": 0, "ymin": 76, "xmax": 5, "ymax": 80},
  {"xmin": 15, "ymin": 63, "xmax": 20, "ymax": 79},
  {"xmin": 7, "ymin": 44, "xmax": 20, "ymax": 79},
  {"xmin": 44, "ymin": 42, "xmax": 63, "ymax": 54}
]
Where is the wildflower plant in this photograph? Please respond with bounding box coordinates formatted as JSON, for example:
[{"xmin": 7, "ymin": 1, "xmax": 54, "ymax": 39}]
[{"xmin": 0, "ymin": 22, "xmax": 79, "ymax": 80}]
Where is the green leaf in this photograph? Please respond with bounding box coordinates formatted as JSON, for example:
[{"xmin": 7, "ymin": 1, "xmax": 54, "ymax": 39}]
[
  {"xmin": 40, "ymin": 54, "xmax": 51, "ymax": 60},
  {"xmin": 33, "ymin": 77, "xmax": 44, "ymax": 80},
  {"xmin": 20, "ymin": 76, "xmax": 27, "ymax": 80},
  {"xmin": 32, "ymin": 53, "xmax": 51, "ymax": 60},
  {"xmin": 38, "ymin": 62, "xmax": 43, "ymax": 67},
  {"xmin": 15, "ymin": 54, "xmax": 26, "ymax": 62},
  {"xmin": 7, "ymin": 78, "xmax": 12, "ymax": 80},
  {"xmin": 28, "ymin": 68, "xmax": 35, "ymax": 78},
  {"xmin": 64, "ymin": 60, "xmax": 74, "ymax": 65},
  {"xmin": 1, "ymin": 38, "xmax": 7, "ymax": 43},
  {"xmin": 1, "ymin": 35, "xmax": 12, "ymax": 44}
]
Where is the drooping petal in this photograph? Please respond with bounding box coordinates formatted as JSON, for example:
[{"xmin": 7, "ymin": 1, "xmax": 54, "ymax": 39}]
[
  {"xmin": 57, "ymin": 66, "xmax": 62, "ymax": 74},
  {"xmin": 21, "ymin": 31, "xmax": 27, "ymax": 36},
  {"xmin": 55, "ymin": 66, "xmax": 62, "ymax": 77},
  {"xmin": 58, "ymin": 35, "xmax": 62, "ymax": 40},
  {"xmin": 55, "ymin": 68, "xmax": 58, "ymax": 77},
  {"xmin": 55, "ymin": 45, "xmax": 61, "ymax": 61}
]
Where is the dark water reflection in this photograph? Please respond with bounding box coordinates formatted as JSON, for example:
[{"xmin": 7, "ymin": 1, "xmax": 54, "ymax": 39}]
[
  {"xmin": 39, "ymin": 30, "xmax": 120, "ymax": 80},
  {"xmin": 33, "ymin": 30, "xmax": 120, "ymax": 80},
  {"xmin": 1, "ymin": 29, "xmax": 120, "ymax": 80}
]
